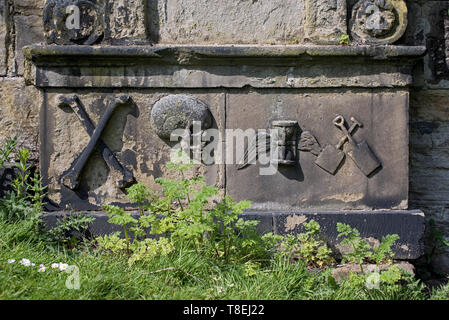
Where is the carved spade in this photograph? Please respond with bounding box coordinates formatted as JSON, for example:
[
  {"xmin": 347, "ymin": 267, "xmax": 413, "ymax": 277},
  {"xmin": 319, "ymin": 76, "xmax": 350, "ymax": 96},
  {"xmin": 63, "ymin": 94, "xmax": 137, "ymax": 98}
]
[
  {"xmin": 312, "ymin": 118, "xmax": 362, "ymax": 175},
  {"xmin": 333, "ymin": 116, "xmax": 381, "ymax": 177},
  {"xmin": 315, "ymin": 145, "xmax": 346, "ymax": 175}
]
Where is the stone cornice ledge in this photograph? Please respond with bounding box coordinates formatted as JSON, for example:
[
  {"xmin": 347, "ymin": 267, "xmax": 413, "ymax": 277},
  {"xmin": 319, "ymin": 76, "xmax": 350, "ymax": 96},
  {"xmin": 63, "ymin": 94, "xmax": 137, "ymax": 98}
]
[
  {"xmin": 24, "ymin": 44, "xmax": 426, "ymax": 63},
  {"xmin": 23, "ymin": 44, "xmax": 426, "ymax": 89}
]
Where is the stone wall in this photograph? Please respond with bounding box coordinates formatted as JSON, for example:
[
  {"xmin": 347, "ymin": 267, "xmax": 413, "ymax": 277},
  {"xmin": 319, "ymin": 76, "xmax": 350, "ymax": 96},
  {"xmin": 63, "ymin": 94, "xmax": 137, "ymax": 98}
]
[
  {"xmin": 0, "ymin": 0, "xmax": 45, "ymax": 160},
  {"xmin": 405, "ymin": 0, "xmax": 449, "ymax": 274},
  {"xmin": 2, "ymin": 0, "xmax": 449, "ymax": 273}
]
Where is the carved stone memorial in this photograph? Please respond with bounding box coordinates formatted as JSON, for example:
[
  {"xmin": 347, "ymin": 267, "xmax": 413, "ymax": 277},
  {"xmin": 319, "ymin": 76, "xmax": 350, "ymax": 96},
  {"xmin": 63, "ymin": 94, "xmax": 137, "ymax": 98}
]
[{"xmin": 25, "ymin": 0, "xmax": 426, "ymax": 259}]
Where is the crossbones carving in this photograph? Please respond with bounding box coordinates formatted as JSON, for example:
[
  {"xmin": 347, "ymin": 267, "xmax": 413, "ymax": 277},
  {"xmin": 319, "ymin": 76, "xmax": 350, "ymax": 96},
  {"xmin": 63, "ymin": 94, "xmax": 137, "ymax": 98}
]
[{"xmin": 56, "ymin": 94, "xmax": 135, "ymax": 190}]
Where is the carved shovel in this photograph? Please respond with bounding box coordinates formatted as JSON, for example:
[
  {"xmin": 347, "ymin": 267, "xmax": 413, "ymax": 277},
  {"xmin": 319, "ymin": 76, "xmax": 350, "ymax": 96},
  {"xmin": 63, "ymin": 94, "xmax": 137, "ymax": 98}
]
[
  {"xmin": 333, "ymin": 116, "xmax": 381, "ymax": 177},
  {"xmin": 313, "ymin": 118, "xmax": 361, "ymax": 175},
  {"xmin": 314, "ymin": 143, "xmax": 346, "ymax": 175}
]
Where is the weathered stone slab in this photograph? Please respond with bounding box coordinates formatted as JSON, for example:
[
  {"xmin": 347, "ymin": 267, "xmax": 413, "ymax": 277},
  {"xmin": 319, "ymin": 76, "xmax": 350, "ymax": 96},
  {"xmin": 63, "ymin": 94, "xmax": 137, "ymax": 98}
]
[
  {"xmin": 42, "ymin": 209, "xmax": 425, "ymax": 260},
  {"xmin": 0, "ymin": 77, "xmax": 41, "ymax": 159},
  {"xmin": 305, "ymin": 0, "xmax": 347, "ymax": 44},
  {"xmin": 226, "ymin": 89, "xmax": 410, "ymax": 210},
  {"xmin": 240, "ymin": 211, "xmax": 273, "ymax": 235},
  {"xmin": 404, "ymin": 1, "xmax": 449, "ymax": 89},
  {"xmin": 25, "ymin": 44, "xmax": 424, "ymax": 212},
  {"xmin": 23, "ymin": 45, "xmax": 425, "ymax": 88},
  {"xmin": 41, "ymin": 91, "xmax": 225, "ymax": 211},
  {"xmin": 14, "ymin": 14, "xmax": 44, "ymax": 75},
  {"xmin": 147, "ymin": 0, "xmax": 305, "ymax": 44},
  {"xmin": 272, "ymin": 210, "xmax": 426, "ymax": 259},
  {"xmin": 30, "ymin": 63, "xmax": 416, "ymax": 89},
  {"xmin": 410, "ymin": 121, "xmax": 449, "ymax": 205},
  {"xmin": 43, "ymin": 210, "xmax": 273, "ymax": 238},
  {"xmin": 106, "ymin": 0, "xmax": 147, "ymax": 44}
]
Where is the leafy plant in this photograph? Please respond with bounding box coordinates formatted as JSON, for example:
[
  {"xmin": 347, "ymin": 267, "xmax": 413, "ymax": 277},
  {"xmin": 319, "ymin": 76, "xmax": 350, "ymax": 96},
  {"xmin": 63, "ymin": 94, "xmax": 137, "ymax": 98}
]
[
  {"xmin": 28, "ymin": 171, "xmax": 47, "ymax": 211},
  {"xmin": 265, "ymin": 220, "xmax": 334, "ymax": 268},
  {"xmin": 99, "ymin": 156, "xmax": 261, "ymax": 263},
  {"xmin": 337, "ymin": 223, "xmax": 399, "ymax": 273},
  {"xmin": 372, "ymin": 234, "xmax": 400, "ymax": 265},
  {"xmin": 154, "ymin": 159, "xmax": 257, "ymax": 261},
  {"xmin": 12, "ymin": 148, "xmax": 32, "ymax": 200},
  {"xmin": 125, "ymin": 182, "xmax": 154, "ymax": 216},
  {"xmin": 338, "ymin": 34, "xmax": 350, "ymax": 45},
  {"xmin": 207, "ymin": 195, "xmax": 254, "ymax": 261},
  {"xmin": 128, "ymin": 237, "xmax": 174, "ymax": 265},
  {"xmin": 0, "ymin": 136, "xmax": 17, "ymax": 167},
  {"xmin": 100, "ymin": 187, "xmax": 178, "ymax": 263},
  {"xmin": 96, "ymin": 232, "xmax": 174, "ymax": 265},
  {"xmin": 379, "ymin": 265, "xmax": 403, "ymax": 285},
  {"xmin": 288, "ymin": 37, "xmax": 301, "ymax": 44},
  {"xmin": 0, "ymin": 141, "xmax": 47, "ymax": 243},
  {"xmin": 170, "ymin": 183, "xmax": 219, "ymax": 245},
  {"xmin": 337, "ymin": 223, "xmax": 373, "ymax": 272},
  {"xmin": 0, "ymin": 192, "xmax": 39, "ymax": 223},
  {"xmin": 48, "ymin": 213, "xmax": 95, "ymax": 249},
  {"xmin": 103, "ymin": 204, "xmax": 138, "ymax": 254},
  {"xmin": 297, "ymin": 220, "xmax": 334, "ymax": 268},
  {"xmin": 426, "ymin": 219, "xmax": 449, "ymax": 266}
]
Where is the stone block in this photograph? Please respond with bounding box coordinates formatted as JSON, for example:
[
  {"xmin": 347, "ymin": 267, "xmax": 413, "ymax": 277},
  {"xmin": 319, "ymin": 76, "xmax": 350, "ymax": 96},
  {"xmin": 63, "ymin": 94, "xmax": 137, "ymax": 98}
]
[
  {"xmin": 410, "ymin": 89, "xmax": 449, "ymax": 121},
  {"xmin": 304, "ymin": 0, "xmax": 347, "ymax": 44},
  {"xmin": 0, "ymin": 0, "xmax": 8, "ymax": 76},
  {"xmin": 106, "ymin": 0, "xmax": 147, "ymax": 44},
  {"xmin": 14, "ymin": 14, "xmax": 44, "ymax": 75},
  {"xmin": 226, "ymin": 90, "xmax": 410, "ymax": 210},
  {"xmin": 42, "ymin": 211, "xmax": 148, "ymax": 238},
  {"xmin": 410, "ymin": 122, "xmax": 449, "ymax": 205},
  {"xmin": 405, "ymin": 1, "xmax": 449, "ymax": 88},
  {"xmin": 41, "ymin": 91, "xmax": 225, "ymax": 211},
  {"xmin": 13, "ymin": 0, "xmax": 45, "ymax": 14},
  {"xmin": 23, "ymin": 45, "xmax": 423, "ymax": 89},
  {"xmin": 0, "ymin": 78, "xmax": 40, "ymax": 159},
  {"xmin": 24, "ymin": 42, "xmax": 425, "ymax": 265},
  {"xmin": 240, "ymin": 210, "xmax": 273, "ymax": 235},
  {"xmin": 147, "ymin": 0, "xmax": 306, "ymax": 44},
  {"xmin": 272, "ymin": 210, "xmax": 426, "ymax": 259}
]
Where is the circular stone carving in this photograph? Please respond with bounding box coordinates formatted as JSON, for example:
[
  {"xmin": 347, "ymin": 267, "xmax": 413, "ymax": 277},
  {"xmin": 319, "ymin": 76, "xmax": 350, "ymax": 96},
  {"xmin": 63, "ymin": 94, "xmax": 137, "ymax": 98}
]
[
  {"xmin": 151, "ymin": 95, "xmax": 213, "ymax": 140},
  {"xmin": 349, "ymin": 0, "xmax": 407, "ymax": 44},
  {"xmin": 43, "ymin": 0, "xmax": 104, "ymax": 45}
]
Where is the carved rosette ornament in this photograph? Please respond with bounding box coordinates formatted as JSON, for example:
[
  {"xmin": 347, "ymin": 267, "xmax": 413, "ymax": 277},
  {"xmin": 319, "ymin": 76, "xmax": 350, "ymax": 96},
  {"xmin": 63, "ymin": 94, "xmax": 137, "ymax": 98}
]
[
  {"xmin": 349, "ymin": 0, "xmax": 408, "ymax": 44},
  {"xmin": 43, "ymin": 0, "xmax": 104, "ymax": 45}
]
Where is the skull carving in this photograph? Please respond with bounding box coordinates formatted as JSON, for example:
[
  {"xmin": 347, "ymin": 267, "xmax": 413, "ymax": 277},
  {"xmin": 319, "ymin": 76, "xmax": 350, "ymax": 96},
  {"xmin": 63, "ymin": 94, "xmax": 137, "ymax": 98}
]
[{"xmin": 151, "ymin": 95, "xmax": 213, "ymax": 150}]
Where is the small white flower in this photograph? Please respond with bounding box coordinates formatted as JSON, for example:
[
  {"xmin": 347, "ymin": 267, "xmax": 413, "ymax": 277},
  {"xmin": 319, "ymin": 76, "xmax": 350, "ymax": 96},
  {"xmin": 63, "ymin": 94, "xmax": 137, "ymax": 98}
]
[
  {"xmin": 51, "ymin": 263, "xmax": 59, "ymax": 269},
  {"xmin": 8, "ymin": 259, "xmax": 15, "ymax": 264},
  {"xmin": 20, "ymin": 259, "xmax": 31, "ymax": 267},
  {"xmin": 31, "ymin": 263, "xmax": 35, "ymax": 266},
  {"xmin": 38, "ymin": 266, "xmax": 47, "ymax": 273},
  {"xmin": 59, "ymin": 263, "xmax": 69, "ymax": 272}
]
